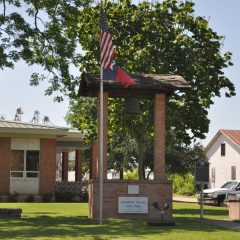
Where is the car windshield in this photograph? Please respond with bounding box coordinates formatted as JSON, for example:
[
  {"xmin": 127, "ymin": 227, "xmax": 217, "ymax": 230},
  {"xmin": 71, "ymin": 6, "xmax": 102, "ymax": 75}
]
[{"xmin": 221, "ymin": 181, "xmax": 238, "ymax": 189}]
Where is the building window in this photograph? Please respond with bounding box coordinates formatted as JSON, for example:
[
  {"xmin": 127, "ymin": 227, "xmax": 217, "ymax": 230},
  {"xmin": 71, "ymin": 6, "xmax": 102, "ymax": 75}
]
[
  {"xmin": 11, "ymin": 150, "xmax": 39, "ymax": 178},
  {"xmin": 211, "ymin": 167, "xmax": 215, "ymax": 183},
  {"xmin": 221, "ymin": 143, "xmax": 226, "ymax": 156},
  {"xmin": 231, "ymin": 166, "xmax": 236, "ymax": 180},
  {"xmin": 11, "ymin": 150, "xmax": 24, "ymax": 177}
]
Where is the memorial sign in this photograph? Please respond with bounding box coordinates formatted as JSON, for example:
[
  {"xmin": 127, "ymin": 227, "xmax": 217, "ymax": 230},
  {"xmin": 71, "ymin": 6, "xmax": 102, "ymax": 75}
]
[
  {"xmin": 118, "ymin": 197, "xmax": 148, "ymax": 214},
  {"xmin": 128, "ymin": 185, "xmax": 139, "ymax": 194}
]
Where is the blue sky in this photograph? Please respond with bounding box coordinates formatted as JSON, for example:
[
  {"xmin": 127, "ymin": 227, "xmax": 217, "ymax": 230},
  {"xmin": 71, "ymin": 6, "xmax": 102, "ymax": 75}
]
[
  {"xmin": 0, "ymin": 0, "xmax": 239, "ymax": 146},
  {"xmin": 193, "ymin": 0, "xmax": 240, "ymax": 145}
]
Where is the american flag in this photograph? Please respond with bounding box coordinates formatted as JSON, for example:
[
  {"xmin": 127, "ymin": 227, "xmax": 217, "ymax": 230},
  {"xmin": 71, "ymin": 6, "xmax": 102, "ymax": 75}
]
[{"xmin": 100, "ymin": 9, "xmax": 115, "ymax": 69}]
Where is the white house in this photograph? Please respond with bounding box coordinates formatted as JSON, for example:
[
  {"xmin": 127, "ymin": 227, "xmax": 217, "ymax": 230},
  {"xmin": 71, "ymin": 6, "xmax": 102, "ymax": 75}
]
[{"xmin": 206, "ymin": 129, "xmax": 240, "ymax": 188}]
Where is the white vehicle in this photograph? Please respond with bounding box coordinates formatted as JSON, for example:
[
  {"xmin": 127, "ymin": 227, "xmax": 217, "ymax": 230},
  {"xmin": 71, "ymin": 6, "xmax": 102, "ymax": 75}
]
[{"xmin": 197, "ymin": 180, "xmax": 240, "ymax": 206}]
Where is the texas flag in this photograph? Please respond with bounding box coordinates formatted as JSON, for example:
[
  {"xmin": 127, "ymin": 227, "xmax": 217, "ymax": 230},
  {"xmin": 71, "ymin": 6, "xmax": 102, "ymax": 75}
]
[{"xmin": 103, "ymin": 63, "xmax": 135, "ymax": 88}]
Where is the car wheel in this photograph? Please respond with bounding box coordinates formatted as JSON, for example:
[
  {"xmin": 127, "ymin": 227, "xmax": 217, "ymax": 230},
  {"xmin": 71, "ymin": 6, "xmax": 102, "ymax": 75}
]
[{"xmin": 217, "ymin": 196, "xmax": 225, "ymax": 206}]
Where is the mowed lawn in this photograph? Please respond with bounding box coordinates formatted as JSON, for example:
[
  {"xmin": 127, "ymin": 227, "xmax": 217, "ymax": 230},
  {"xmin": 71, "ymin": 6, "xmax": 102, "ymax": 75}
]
[{"xmin": 0, "ymin": 201, "xmax": 240, "ymax": 240}]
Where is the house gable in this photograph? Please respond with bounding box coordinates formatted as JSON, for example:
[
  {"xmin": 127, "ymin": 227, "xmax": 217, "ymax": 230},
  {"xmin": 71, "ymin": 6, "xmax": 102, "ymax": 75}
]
[
  {"xmin": 206, "ymin": 130, "xmax": 240, "ymax": 153},
  {"xmin": 207, "ymin": 133, "xmax": 240, "ymax": 162}
]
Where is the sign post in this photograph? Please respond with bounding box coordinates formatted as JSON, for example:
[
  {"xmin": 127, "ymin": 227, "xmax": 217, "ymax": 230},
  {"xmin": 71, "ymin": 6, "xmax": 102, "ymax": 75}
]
[
  {"xmin": 195, "ymin": 161, "xmax": 209, "ymax": 219},
  {"xmin": 200, "ymin": 183, "xmax": 204, "ymax": 219}
]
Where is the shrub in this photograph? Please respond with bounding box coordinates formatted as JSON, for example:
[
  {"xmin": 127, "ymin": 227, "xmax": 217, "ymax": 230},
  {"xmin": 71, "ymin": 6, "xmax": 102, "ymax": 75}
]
[
  {"xmin": 8, "ymin": 192, "xmax": 19, "ymax": 202},
  {"xmin": 124, "ymin": 169, "xmax": 139, "ymax": 180},
  {"xmin": 168, "ymin": 172, "xmax": 196, "ymax": 196},
  {"xmin": 42, "ymin": 193, "xmax": 53, "ymax": 202},
  {"xmin": 55, "ymin": 192, "xmax": 74, "ymax": 202},
  {"xmin": 25, "ymin": 195, "xmax": 34, "ymax": 202}
]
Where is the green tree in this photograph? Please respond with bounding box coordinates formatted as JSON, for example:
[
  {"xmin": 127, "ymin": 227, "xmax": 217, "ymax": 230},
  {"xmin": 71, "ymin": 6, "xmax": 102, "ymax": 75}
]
[
  {"xmin": 67, "ymin": 97, "xmax": 98, "ymax": 143},
  {"xmin": 68, "ymin": 0, "xmax": 235, "ymax": 178},
  {"xmin": 166, "ymin": 142, "xmax": 206, "ymax": 174},
  {"xmin": 108, "ymin": 131, "xmax": 137, "ymax": 179},
  {"xmin": 0, "ymin": 0, "xmax": 93, "ymax": 101},
  {"xmin": 1, "ymin": 0, "xmax": 236, "ymax": 177},
  {"xmin": 77, "ymin": 0, "xmax": 235, "ymax": 139},
  {"xmin": 1, "ymin": 0, "xmax": 235, "ymax": 107}
]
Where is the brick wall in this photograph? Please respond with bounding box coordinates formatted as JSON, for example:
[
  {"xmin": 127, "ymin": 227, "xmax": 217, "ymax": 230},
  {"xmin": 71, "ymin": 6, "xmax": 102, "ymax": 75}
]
[
  {"xmin": 90, "ymin": 140, "xmax": 98, "ymax": 179},
  {"xmin": 97, "ymin": 91, "xmax": 108, "ymax": 179},
  {"xmin": 89, "ymin": 180, "xmax": 172, "ymax": 219},
  {"xmin": 229, "ymin": 197, "xmax": 240, "ymax": 220},
  {"xmin": 154, "ymin": 93, "xmax": 165, "ymax": 181},
  {"xmin": 0, "ymin": 137, "xmax": 11, "ymax": 195},
  {"xmin": 75, "ymin": 150, "xmax": 83, "ymax": 182},
  {"xmin": 39, "ymin": 139, "xmax": 56, "ymax": 195},
  {"xmin": 62, "ymin": 152, "xmax": 69, "ymax": 181}
]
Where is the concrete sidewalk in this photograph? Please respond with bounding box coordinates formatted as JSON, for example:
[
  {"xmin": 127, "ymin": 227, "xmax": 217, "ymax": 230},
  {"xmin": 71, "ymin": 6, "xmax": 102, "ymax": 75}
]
[
  {"xmin": 173, "ymin": 195, "xmax": 197, "ymax": 203},
  {"xmin": 173, "ymin": 195, "xmax": 240, "ymax": 231},
  {"xmin": 203, "ymin": 219, "xmax": 240, "ymax": 231}
]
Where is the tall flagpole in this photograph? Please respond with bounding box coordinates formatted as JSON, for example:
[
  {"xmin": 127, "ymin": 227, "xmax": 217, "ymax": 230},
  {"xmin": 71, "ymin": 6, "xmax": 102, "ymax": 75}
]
[
  {"xmin": 99, "ymin": 0, "xmax": 104, "ymax": 225},
  {"xmin": 99, "ymin": 67, "xmax": 103, "ymax": 225}
]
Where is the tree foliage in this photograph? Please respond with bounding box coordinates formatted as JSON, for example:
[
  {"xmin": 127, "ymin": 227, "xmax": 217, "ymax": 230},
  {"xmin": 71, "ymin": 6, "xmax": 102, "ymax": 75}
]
[
  {"xmin": 67, "ymin": 97, "xmax": 97, "ymax": 142},
  {"xmin": 0, "ymin": 0, "xmax": 93, "ymax": 101},
  {"xmin": 1, "ymin": 0, "xmax": 235, "ymax": 137},
  {"xmin": 166, "ymin": 141, "xmax": 206, "ymax": 174},
  {"xmin": 67, "ymin": 0, "xmax": 235, "ymax": 176},
  {"xmin": 75, "ymin": 0, "xmax": 235, "ymax": 143},
  {"xmin": 1, "ymin": 0, "xmax": 236, "ymax": 175},
  {"xmin": 108, "ymin": 131, "xmax": 138, "ymax": 178}
]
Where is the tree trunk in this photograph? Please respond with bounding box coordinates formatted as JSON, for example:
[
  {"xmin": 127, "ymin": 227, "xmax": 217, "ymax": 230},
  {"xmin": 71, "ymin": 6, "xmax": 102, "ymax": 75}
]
[
  {"xmin": 147, "ymin": 169, "xmax": 152, "ymax": 180},
  {"xmin": 120, "ymin": 168, "xmax": 123, "ymax": 180}
]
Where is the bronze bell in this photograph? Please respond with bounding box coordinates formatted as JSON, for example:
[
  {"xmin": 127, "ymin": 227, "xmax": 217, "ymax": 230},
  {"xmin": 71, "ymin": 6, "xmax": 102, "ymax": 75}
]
[{"xmin": 125, "ymin": 98, "xmax": 141, "ymax": 114}]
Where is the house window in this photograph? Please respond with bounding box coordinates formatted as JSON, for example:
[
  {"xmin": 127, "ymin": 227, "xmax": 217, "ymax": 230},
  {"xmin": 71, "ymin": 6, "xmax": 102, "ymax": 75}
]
[
  {"xmin": 221, "ymin": 143, "xmax": 226, "ymax": 156},
  {"xmin": 231, "ymin": 166, "xmax": 236, "ymax": 180},
  {"xmin": 11, "ymin": 150, "xmax": 39, "ymax": 178},
  {"xmin": 211, "ymin": 167, "xmax": 215, "ymax": 183}
]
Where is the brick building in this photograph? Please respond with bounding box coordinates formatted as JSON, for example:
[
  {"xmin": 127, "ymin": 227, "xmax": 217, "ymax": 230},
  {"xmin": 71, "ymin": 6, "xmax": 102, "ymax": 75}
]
[{"xmin": 0, "ymin": 120, "xmax": 86, "ymax": 196}]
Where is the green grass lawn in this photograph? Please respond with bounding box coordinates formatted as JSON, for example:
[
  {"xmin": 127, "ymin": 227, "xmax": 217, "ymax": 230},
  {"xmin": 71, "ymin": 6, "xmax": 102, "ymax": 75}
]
[{"xmin": 0, "ymin": 202, "xmax": 240, "ymax": 240}]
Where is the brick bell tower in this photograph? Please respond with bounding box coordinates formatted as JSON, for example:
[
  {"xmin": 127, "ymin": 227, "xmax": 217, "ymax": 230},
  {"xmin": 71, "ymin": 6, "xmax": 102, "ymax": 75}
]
[{"xmin": 79, "ymin": 73, "xmax": 189, "ymax": 220}]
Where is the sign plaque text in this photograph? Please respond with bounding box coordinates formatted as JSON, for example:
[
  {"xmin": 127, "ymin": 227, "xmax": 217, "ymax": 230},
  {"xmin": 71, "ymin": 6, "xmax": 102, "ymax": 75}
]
[{"xmin": 118, "ymin": 197, "xmax": 148, "ymax": 214}]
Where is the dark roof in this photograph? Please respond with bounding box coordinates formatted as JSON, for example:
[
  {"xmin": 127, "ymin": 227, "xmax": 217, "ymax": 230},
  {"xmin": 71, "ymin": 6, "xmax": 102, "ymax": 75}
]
[{"xmin": 78, "ymin": 73, "xmax": 190, "ymax": 98}]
